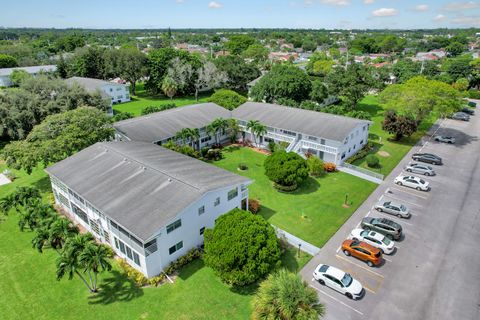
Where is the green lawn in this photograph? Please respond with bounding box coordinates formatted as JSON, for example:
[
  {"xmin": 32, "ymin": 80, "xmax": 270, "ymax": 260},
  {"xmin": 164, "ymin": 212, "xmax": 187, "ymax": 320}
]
[
  {"xmin": 353, "ymin": 95, "xmax": 437, "ymax": 176},
  {"xmin": 113, "ymin": 83, "xmax": 211, "ymax": 116},
  {"xmin": 0, "ymin": 159, "xmax": 311, "ymax": 320},
  {"xmin": 213, "ymin": 146, "xmax": 377, "ymax": 248}
]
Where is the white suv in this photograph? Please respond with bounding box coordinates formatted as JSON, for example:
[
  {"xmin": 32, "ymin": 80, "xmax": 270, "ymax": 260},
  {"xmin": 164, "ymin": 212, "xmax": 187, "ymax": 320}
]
[
  {"xmin": 350, "ymin": 229, "xmax": 395, "ymax": 254},
  {"xmin": 394, "ymin": 175, "xmax": 430, "ymax": 191}
]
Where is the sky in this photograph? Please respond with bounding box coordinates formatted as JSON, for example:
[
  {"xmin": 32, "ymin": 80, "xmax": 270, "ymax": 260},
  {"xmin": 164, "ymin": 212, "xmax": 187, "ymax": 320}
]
[{"xmin": 0, "ymin": 0, "xmax": 479, "ymax": 29}]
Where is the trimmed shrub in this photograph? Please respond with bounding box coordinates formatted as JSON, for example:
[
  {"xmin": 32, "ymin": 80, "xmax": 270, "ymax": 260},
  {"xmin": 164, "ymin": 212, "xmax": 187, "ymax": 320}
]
[
  {"xmin": 345, "ymin": 142, "xmax": 375, "ymax": 164},
  {"xmin": 112, "ymin": 111, "xmax": 134, "ymax": 122},
  {"xmin": 307, "ymin": 156, "xmax": 325, "ymax": 177},
  {"xmin": 205, "ymin": 148, "xmax": 222, "ymax": 161},
  {"xmin": 141, "ymin": 103, "xmax": 176, "ymax": 115},
  {"xmin": 323, "ymin": 162, "xmax": 337, "ymax": 172},
  {"xmin": 366, "ymin": 154, "xmax": 380, "ymax": 168},
  {"xmin": 118, "ymin": 258, "xmax": 148, "ymax": 286},
  {"xmin": 273, "ymin": 182, "xmax": 298, "ymax": 192},
  {"xmin": 268, "ymin": 140, "xmax": 276, "ymax": 153},
  {"xmin": 264, "ymin": 151, "xmax": 309, "ymax": 188},
  {"xmin": 238, "ymin": 163, "xmax": 248, "ymax": 170},
  {"xmin": 248, "ymin": 198, "xmax": 261, "ymax": 214},
  {"xmin": 467, "ymin": 89, "xmax": 480, "ymax": 99}
]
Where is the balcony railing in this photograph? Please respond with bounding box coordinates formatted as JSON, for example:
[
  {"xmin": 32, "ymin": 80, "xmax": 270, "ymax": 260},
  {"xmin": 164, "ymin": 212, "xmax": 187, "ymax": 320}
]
[{"xmin": 300, "ymin": 140, "xmax": 338, "ymax": 154}]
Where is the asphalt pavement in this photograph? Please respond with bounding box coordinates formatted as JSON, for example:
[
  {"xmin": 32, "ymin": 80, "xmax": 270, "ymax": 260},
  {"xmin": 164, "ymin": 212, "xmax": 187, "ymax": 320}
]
[{"xmin": 301, "ymin": 108, "xmax": 480, "ymax": 320}]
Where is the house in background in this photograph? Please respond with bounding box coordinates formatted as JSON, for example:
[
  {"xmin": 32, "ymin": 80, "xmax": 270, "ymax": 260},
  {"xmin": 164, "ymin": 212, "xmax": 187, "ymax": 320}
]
[
  {"xmin": 0, "ymin": 65, "xmax": 57, "ymax": 87},
  {"xmin": 65, "ymin": 76, "xmax": 131, "ymax": 115},
  {"xmin": 46, "ymin": 141, "xmax": 251, "ymax": 278}
]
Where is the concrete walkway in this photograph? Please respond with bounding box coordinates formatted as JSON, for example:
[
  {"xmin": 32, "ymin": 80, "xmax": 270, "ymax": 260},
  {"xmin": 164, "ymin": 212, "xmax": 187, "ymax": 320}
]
[
  {"xmin": 337, "ymin": 165, "xmax": 383, "ymax": 184},
  {"xmin": 273, "ymin": 225, "xmax": 320, "ymax": 256},
  {"xmin": 0, "ymin": 174, "xmax": 11, "ymax": 186}
]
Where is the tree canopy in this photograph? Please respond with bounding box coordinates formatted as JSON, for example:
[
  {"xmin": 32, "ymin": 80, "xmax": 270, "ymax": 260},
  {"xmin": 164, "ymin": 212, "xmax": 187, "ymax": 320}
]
[
  {"xmin": 1, "ymin": 107, "xmax": 114, "ymax": 174},
  {"xmin": 204, "ymin": 209, "xmax": 281, "ymax": 286},
  {"xmin": 214, "ymin": 55, "xmax": 261, "ymax": 91},
  {"xmin": 208, "ymin": 89, "xmax": 247, "ymax": 110},
  {"xmin": 0, "ymin": 53, "xmax": 18, "ymax": 68},
  {"xmin": 264, "ymin": 151, "xmax": 309, "ymax": 188}
]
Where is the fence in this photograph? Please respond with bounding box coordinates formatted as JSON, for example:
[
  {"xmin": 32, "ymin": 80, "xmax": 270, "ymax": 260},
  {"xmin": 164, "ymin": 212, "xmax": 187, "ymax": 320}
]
[
  {"xmin": 273, "ymin": 225, "xmax": 320, "ymax": 256},
  {"xmin": 339, "ymin": 163, "xmax": 384, "ymax": 184}
]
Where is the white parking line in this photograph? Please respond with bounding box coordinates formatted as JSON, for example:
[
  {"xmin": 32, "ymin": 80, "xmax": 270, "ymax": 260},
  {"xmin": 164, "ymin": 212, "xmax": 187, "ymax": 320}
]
[
  {"xmin": 390, "ymin": 187, "xmax": 429, "ymax": 200},
  {"xmin": 335, "ymin": 254, "xmax": 385, "ymax": 278},
  {"xmin": 384, "ymin": 257, "xmax": 392, "ymax": 262},
  {"xmin": 378, "ymin": 194, "xmax": 384, "ymax": 202},
  {"xmin": 336, "ymin": 246, "xmax": 341, "ymax": 253},
  {"xmin": 309, "ymin": 284, "xmax": 364, "ymax": 316}
]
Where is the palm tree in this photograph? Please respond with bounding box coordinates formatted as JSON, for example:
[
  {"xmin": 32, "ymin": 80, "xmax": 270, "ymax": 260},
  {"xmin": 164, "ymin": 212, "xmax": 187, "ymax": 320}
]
[
  {"xmin": 49, "ymin": 217, "xmax": 79, "ymax": 252},
  {"xmin": 252, "ymin": 269, "xmax": 325, "ymax": 320},
  {"xmin": 228, "ymin": 119, "xmax": 240, "ymax": 143},
  {"xmin": 253, "ymin": 123, "xmax": 267, "ymax": 146},
  {"xmin": 56, "ymin": 249, "xmax": 94, "ymax": 292},
  {"xmin": 0, "ymin": 194, "xmax": 14, "ymax": 215},
  {"xmin": 174, "ymin": 128, "xmax": 191, "ymax": 145},
  {"xmin": 79, "ymin": 243, "xmax": 113, "ymax": 292},
  {"xmin": 31, "ymin": 227, "xmax": 50, "ymax": 253},
  {"xmin": 188, "ymin": 128, "xmax": 200, "ymax": 150},
  {"xmin": 206, "ymin": 122, "xmax": 218, "ymax": 144},
  {"xmin": 246, "ymin": 120, "xmax": 267, "ymax": 146},
  {"xmin": 216, "ymin": 118, "xmax": 229, "ymax": 143},
  {"xmin": 18, "ymin": 206, "xmax": 39, "ymax": 231},
  {"xmin": 161, "ymin": 76, "xmax": 178, "ymax": 99}
]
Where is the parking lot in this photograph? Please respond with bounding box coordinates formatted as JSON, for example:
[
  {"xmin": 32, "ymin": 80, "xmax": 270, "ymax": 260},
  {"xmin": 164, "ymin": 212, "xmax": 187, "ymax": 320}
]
[{"xmin": 301, "ymin": 108, "xmax": 480, "ymax": 320}]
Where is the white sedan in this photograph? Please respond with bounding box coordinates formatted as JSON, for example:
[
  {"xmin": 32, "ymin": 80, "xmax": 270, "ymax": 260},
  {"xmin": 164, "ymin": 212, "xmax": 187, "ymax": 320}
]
[
  {"xmin": 313, "ymin": 264, "xmax": 364, "ymax": 300},
  {"xmin": 394, "ymin": 175, "xmax": 430, "ymax": 191},
  {"xmin": 350, "ymin": 229, "xmax": 395, "ymax": 254}
]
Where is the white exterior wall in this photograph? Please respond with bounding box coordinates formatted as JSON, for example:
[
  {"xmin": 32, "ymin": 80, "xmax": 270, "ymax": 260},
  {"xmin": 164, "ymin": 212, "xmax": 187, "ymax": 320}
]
[
  {"xmin": 102, "ymin": 84, "xmax": 131, "ymax": 104},
  {"xmin": 49, "ymin": 175, "xmax": 249, "ymax": 278},
  {"xmin": 337, "ymin": 123, "xmax": 370, "ymax": 162},
  {"xmin": 143, "ymin": 183, "xmax": 249, "ymax": 278}
]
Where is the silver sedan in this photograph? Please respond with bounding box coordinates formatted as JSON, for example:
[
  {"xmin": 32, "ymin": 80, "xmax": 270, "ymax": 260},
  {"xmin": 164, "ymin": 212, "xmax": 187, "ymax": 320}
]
[
  {"xmin": 405, "ymin": 163, "xmax": 436, "ymax": 176},
  {"xmin": 374, "ymin": 201, "xmax": 411, "ymax": 218}
]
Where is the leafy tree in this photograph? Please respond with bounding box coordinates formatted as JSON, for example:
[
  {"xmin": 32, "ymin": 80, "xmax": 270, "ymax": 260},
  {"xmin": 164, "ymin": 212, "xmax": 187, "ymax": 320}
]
[
  {"xmin": 366, "ymin": 154, "xmax": 380, "ymax": 168},
  {"xmin": 214, "ymin": 55, "xmax": 261, "ymax": 91},
  {"xmin": 392, "ymin": 59, "xmax": 420, "ymax": 83},
  {"xmin": 9, "ymin": 70, "xmax": 31, "ymax": 86},
  {"xmin": 452, "ymin": 78, "xmax": 469, "ymax": 92},
  {"xmin": 66, "ymin": 46, "xmax": 106, "ymax": 79},
  {"xmin": 307, "ymin": 156, "xmax": 325, "ymax": 177},
  {"xmin": 443, "ymin": 55, "xmax": 473, "ymax": 82},
  {"xmin": 470, "ymin": 58, "xmax": 480, "ymax": 89},
  {"xmin": 243, "ymin": 44, "xmax": 269, "ymax": 65},
  {"xmin": 446, "ymin": 42, "xmax": 465, "ymax": 57},
  {"xmin": 117, "ymin": 48, "xmax": 147, "ymax": 95},
  {"xmin": 0, "ymin": 53, "xmax": 18, "ymax": 68},
  {"xmin": 251, "ymin": 64, "xmax": 312, "ymax": 103},
  {"xmin": 2, "ymin": 107, "xmax": 114, "ymax": 174},
  {"xmin": 112, "ymin": 111, "xmax": 134, "ymax": 122},
  {"xmin": 208, "ymin": 89, "xmax": 247, "ymax": 110},
  {"xmin": 264, "ymin": 151, "xmax": 309, "ymax": 188},
  {"xmin": 306, "ymin": 52, "xmax": 334, "ymax": 76},
  {"xmin": 379, "ymin": 76, "xmax": 463, "ymax": 121},
  {"xmin": 224, "ymin": 35, "xmax": 256, "ymax": 55},
  {"xmin": 204, "ymin": 209, "xmax": 281, "ymax": 286},
  {"xmin": 326, "ymin": 63, "xmax": 374, "ymax": 109},
  {"xmin": 194, "ymin": 61, "xmax": 228, "ymax": 101},
  {"xmin": 252, "ymin": 269, "xmax": 325, "ymax": 320},
  {"xmin": 302, "ymin": 39, "xmax": 317, "ymax": 52},
  {"xmin": 381, "ymin": 110, "xmax": 418, "ymax": 141},
  {"xmin": 310, "ymin": 80, "xmax": 329, "ymax": 104}
]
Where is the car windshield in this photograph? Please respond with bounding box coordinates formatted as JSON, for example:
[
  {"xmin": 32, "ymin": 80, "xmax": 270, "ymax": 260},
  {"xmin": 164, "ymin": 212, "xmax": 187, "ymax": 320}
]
[
  {"xmin": 420, "ymin": 179, "xmax": 425, "ymax": 184},
  {"xmin": 382, "ymin": 237, "xmax": 391, "ymax": 245},
  {"xmin": 400, "ymin": 205, "xmax": 406, "ymax": 211},
  {"xmin": 341, "ymin": 273, "xmax": 353, "ymax": 287}
]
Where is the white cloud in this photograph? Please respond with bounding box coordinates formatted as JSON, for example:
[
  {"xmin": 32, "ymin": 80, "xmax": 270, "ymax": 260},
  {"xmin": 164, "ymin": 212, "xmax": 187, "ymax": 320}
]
[
  {"xmin": 433, "ymin": 14, "xmax": 447, "ymax": 21},
  {"xmin": 208, "ymin": 1, "xmax": 223, "ymax": 9},
  {"xmin": 175, "ymin": 0, "xmax": 185, "ymax": 3},
  {"xmin": 321, "ymin": 0, "xmax": 351, "ymax": 6},
  {"xmin": 415, "ymin": 4, "xmax": 429, "ymax": 11},
  {"xmin": 364, "ymin": 0, "xmax": 375, "ymax": 4},
  {"xmin": 372, "ymin": 8, "xmax": 398, "ymax": 17},
  {"xmin": 443, "ymin": 1, "xmax": 480, "ymax": 11},
  {"xmin": 451, "ymin": 14, "xmax": 480, "ymax": 25}
]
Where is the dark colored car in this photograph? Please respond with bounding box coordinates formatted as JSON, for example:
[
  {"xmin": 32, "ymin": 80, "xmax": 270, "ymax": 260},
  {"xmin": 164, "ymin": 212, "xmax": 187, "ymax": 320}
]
[
  {"xmin": 412, "ymin": 153, "xmax": 442, "ymax": 165},
  {"xmin": 361, "ymin": 217, "xmax": 402, "ymax": 240},
  {"xmin": 341, "ymin": 239, "xmax": 383, "ymax": 267},
  {"xmin": 451, "ymin": 112, "xmax": 470, "ymax": 121},
  {"xmin": 461, "ymin": 107, "xmax": 475, "ymax": 115}
]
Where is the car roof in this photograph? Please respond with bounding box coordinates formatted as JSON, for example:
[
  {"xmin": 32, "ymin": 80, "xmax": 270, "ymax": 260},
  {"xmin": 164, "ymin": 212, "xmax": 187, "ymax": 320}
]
[
  {"xmin": 376, "ymin": 217, "xmax": 400, "ymax": 228},
  {"xmin": 351, "ymin": 240, "xmax": 380, "ymax": 252},
  {"xmin": 323, "ymin": 265, "xmax": 346, "ymax": 279},
  {"xmin": 367, "ymin": 231, "xmax": 384, "ymax": 241}
]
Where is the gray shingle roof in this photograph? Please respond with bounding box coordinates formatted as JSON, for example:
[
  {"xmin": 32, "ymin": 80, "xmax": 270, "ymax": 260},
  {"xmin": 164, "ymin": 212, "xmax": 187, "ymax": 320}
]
[
  {"xmin": 233, "ymin": 102, "xmax": 371, "ymax": 142},
  {"xmin": 46, "ymin": 141, "xmax": 251, "ymax": 241},
  {"xmin": 0, "ymin": 65, "xmax": 57, "ymax": 76},
  {"xmin": 114, "ymin": 103, "xmax": 232, "ymax": 142},
  {"xmin": 65, "ymin": 76, "xmax": 126, "ymax": 91}
]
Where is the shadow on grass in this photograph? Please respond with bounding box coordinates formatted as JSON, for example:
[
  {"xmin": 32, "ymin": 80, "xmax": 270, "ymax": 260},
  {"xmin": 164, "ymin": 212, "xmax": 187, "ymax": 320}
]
[
  {"xmin": 291, "ymin": 177, "xmax": 320, "ymax": 195},
  {"xmin": 88, "ymin": 270, "xmax": 144, "ymax": 305},
  {"xmin": 258, "ymin": 205, "xmax": 277, "ymax": 221},
  {"xmin": 178, "ymin": 258, "xmax": 205, "ymax": 281},
  {"xmin": 229, "ymin": 282, "xmax": 259, "ymax": 296},
  {"xmin": 33, "ymin": 176, "xmax": 52, "ymax": 194},
  {"xmin": 281, "ymin": 248, "xmax": 301, "ymax": 273},
  {"xmin": 357, "ymin": 100, "xmax": 383, "ymax": 116}
]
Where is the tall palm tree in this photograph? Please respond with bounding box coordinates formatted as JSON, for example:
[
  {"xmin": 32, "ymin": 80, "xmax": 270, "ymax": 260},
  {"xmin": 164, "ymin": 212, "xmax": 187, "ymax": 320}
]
[
  {"xmin": 79, "ymin": 243, "xmax": 113, "ymax": 292},
  {"xmin": 174, "ymin": 128, "xmax": 191, "ymax": 145},
  {"xmin": 246, "ymin": 120, "xmax": 267, "ymax": 146},
  {"xmin": 216, "ymin": 118, "xmax": 229, "ymax": 143},
  {"xmin": 206, "ymin": 122, "xmax": 218, "ymax": 144},
  {"xmin": 56, "ymin": 249, "xmax": 94, "ymax": 292},
  {"xmin": 228, "ymin": 118, "xmax": 240, "ymax": 143},
  {"xmin": 252, "ymin": 269, "xmax": 325, "ymax": 320},
  {"xmin": 18, "ymin": 206, "xmax": 39, "ymax": 231},
  {"xmin": 253, "ymin": 123, "xmax": 267, "ymax": 146},
  {"xmin": 32, "ymin": 226, "xmax": 51, "ymax": 253},
  {"xmin": 49, "ymin": 217, "xmax": 79, "ymax": 252},
  {"xmin": 187, "ymin": 128, "xmax": 200, "ymax": 150},
  {"xmin": 0, "ymin": 194, "xmax": 14, "ymax": 216},
  {"xmin": 161, "ymin": 75, "xmax": 178, "ymax": 99}
]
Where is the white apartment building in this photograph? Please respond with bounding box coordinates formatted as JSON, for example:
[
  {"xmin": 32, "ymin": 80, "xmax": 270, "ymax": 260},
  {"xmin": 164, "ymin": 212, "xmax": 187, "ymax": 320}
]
[
  {"xmin": 46, "ymin": 141, "xmax": 251, "ymax": 278},
  {"xmin": 0, "ymin": 65, "xmax": 57, "ymax": 87}
]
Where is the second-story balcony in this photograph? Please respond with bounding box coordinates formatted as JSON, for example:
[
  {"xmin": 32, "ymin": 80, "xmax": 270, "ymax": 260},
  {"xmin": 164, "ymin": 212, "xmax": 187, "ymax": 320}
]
[{"xmin": 300, "ymin": 140, "xmax": 338, "ymax": 154}]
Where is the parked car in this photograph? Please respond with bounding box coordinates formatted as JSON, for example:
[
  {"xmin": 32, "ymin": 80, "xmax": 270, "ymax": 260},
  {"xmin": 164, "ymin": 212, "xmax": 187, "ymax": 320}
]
[
  {"xmin": 451, "ymin": 112, "xmax": 470, "ymax": 121},
  {"xmin": 374, "ymin": 201, "xmax": 411, "ymax": 218},
  {"xmin": 361, "ymin": 217, "xmax": 402, "ymax": 240},
  {"xmin": 461, "ymin": 107, "xmax": 475, "ymax": 115},
  {"xmin": 341, "ymin": 239, "xmax": 383, "ymax": 267},
  {"xmin": 433, "ymin": 135, "xmax": 455, "ymax": 144},
  {"xmin": 394, "ymin": 175, "xmax": 430, "ymax": 191},
  {"xmin": 405, "ymin": 163, "xmax": 436, "ymax": 176},
  {"xmin": 350, "ymin": 229, "xmax": 395, "ymax": 254},
  {"xmin": 412, "ymin": 153, "xmax": 442, "ymax": 165},
  {"xmin": 313, "ymin": 264, "xmax": 364, "ymax": 300}
]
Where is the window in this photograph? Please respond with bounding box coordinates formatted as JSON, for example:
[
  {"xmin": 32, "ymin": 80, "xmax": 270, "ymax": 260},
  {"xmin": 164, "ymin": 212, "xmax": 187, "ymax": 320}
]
[
  {"xmin": 228, "ymin": 188, "xmax": 238, "ymax": 201},
  {"xmin": 57, "ymin": 193, "xmax": 70, "ymax": 208},
  {"xmin": 308, "ymin": 136, "xmax": 318, "ymax": 141},
  {"xmin": 169, "ymin": 241, "xmax": 183, "ymax": 255},
  {"xmin": 363, "ymin": 125, "xmax": 367, "ymax": 131},
  {"xmin": 341, "ymin": 153, "xmax": 346, "ymax": 159},
  {"xmin": 166, "ymin": 219, "xmax": 182, "ymax": 234},
  {"xmin": 200, "ymin": 227, "xmax": 205, "ymax": 235},
  {"xmin": 214, "ymin": 197, "xmax": 220, "ymax": 206},
  {"xmin": 133, "ymin": 252, "xmax": 141, "ymax": 266},
  {"xmin": 126, "ymin": 246, "xmax": 133, "ymax": 260},
  {"xmin": 201, "ymin": 136, "xmax": 212, "ymax": 143},
  {"xmin": 114, "ymin": 237, "xmax": 119, "ymax": 249},
  {"xmin": 144, "ymin": 238, "xmax": 158, "ymax": 256},
  {"xmin": 71, "ymin": 203, "xmax": 89, "ymax": 224},
  {"xmin": 90, "ymin": 220, "xmax": 100, "ymax": 235},
  {"xmin": 119, "ymin": 241, "xmax": 126, "ymax": 254},
  {"xmin": 360, "ymin": 140, "xmax": 364, "ymax": 144},
  {"xmin": 198, "ymin": 206, "xmax": 205, "ymax": 215}
]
